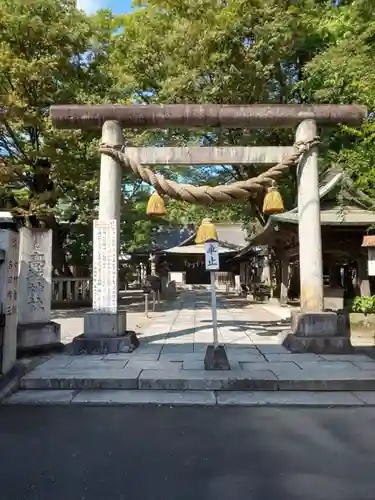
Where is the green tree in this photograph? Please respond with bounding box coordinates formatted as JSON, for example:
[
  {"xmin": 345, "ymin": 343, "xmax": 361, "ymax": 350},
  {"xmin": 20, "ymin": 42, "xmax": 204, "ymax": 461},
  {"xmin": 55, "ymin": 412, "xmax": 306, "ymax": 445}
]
[
  {"xmin": 109, "ymin": 0, "xmax": 330, "ymax": 230},
  {"xmin": 299, "ymin": 0, "xmax": 375, "ymax": 202},
  {"xmin": 0, "ymin": 0, "xmax": 122, "ymax": 274}
]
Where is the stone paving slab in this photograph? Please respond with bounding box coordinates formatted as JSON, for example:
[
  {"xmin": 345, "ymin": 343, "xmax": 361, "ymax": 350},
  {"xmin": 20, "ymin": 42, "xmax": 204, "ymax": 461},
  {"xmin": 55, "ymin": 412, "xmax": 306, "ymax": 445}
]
[
  {"xmin": 72, "ymin": 390, "xmax": 217, "ymax": 406},
  {"xmin": 159, "ymin": 353, "xmax": 204, "ymax": 362},
  {"xmin": 249, "ymin": 337, "xmax": 287, "ymax": 345},
  {"xmin": 240, "ymin": 361, "xmax": 301, "ymax": 372},
  {"xmin": 161, "ymin": 345, "xmax": 194, "ymax": 353},
  {"xmin": 226, "ymin": 352, "xmax": 265, "ymax": 363},
  {"xmin": 182, "ymin": 360, "xmax": 241, "ymax": 370},
  {"xmin": 4, "ymin": 390, "xmax": 76, "ymax": 405},
  {"xmin": 263, "ymin": 353, "xmax": 323, "ymax": 363},
  {"xmin": 142, "ymin": 339, "xmax": 166, "ymax": 345},
  {"xmin": 225, "ymin": 344, "xmax": 257, "ymax": 350},
  {"xmin": 319, "ymin": 354, "xmax": 374, "ymax": 362},
  {"xmin": 21, "ymin": 368, "xmax": 142, "ymax": 390},
  {"xmin": 251, "ymin": 345, "xmax": 290, "ymax": 354},
  {"xmin": 164, "ymin": 338, "xmax": 195, "ymax": 345},
  {"xmin": 352, "ymin": 362, "xmax": 375, "ymax": 371},
  {"xmin": 7, "ymin": 389, "xmax": 375, "ymax": 406},
  {"xmin": 216, "ymin": 391, "xmax": 364, "ymax": 407},
  {"xmin": 138, "ymin": 369, "xmax": 278, "ymax": 391},
  {"xmin": 193, "ymin": 344, "xmax": 211, "ymax": 352},
  {"xmin": 35, "ymin": 356, "xmax": 75, "ymax": 370},
  {"xmin": 104, "ymin": 353, "xmax": 134, "ymax": 360},
  {"xmin": 277, "ymin": 370, "xmax": 375, "ymax": 391},
  {"xmin": 124, "ymin": 353, "xmax": 160, "ymax": 361},
  {"xmin": 126, "ymin": 360, "xmax": 182, "ymax": 370},
  {"xmin": 292, "ymin": 361, "xmax": 362, "ymax": 371},
  {"xmin": 129, "ymin": 343, "xmax": 162, "ymax": 352},
  {"xmin": 353, "ymin": 392, "xmax": 375, "ymax": 404},
  {"xmin": 68, "ymin": 359, "xmax": 128, "ymax": 370},
  {"xmin": 182, "ymin": 361, "xmax": 206, "ymax": 370}
]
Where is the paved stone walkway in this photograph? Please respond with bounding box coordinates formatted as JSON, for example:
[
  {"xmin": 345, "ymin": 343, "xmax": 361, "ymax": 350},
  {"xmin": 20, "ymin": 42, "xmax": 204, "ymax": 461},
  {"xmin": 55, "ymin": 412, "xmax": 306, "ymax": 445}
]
[
  {"xmin": 135, "ymin": 292, "xmax": 292, "ymax": 358},
  {"xmin": 5, "ymin": 292, "xmax": 375, "ymax": 405}
]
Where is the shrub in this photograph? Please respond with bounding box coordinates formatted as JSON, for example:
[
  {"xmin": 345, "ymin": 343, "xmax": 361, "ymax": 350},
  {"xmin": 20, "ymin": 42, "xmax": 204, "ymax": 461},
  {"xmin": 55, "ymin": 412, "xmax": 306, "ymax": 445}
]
[{"xmin": 351, "ymin": 296, "xmax": 375, "ymax": 315}]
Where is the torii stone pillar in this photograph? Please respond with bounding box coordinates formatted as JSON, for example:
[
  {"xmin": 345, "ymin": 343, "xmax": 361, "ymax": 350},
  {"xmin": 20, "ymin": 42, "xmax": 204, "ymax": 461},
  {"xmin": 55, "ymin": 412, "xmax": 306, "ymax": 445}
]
[
  {"xmin": 296, "ymin": 119, "xmax": 324, "ymax": 312},
  {"xmin": 72, "ymin": 121, "xmax": 132, "ymax": 354},
  {"xmin": 284, "ymin": 119, "xmax": 352, "ymax": 353},
  {"xmin": 98, "ymin": 121, "xmax": 122, "ymax": 246}
]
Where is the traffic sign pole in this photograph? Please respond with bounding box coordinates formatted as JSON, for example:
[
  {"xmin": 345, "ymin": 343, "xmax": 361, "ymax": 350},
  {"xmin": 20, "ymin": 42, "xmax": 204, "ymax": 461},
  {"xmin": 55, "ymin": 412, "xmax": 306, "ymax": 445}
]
[
  {"xmin": 210, "ymin": 271, "xmax": 218, "ymax": 348},
  {"xmin": 204, "ymin": 239, "xmax": 220, "ymax": 348},
  {"xmin": 203, "ymin": 239, "xmax": 230, "ymax": 370}
]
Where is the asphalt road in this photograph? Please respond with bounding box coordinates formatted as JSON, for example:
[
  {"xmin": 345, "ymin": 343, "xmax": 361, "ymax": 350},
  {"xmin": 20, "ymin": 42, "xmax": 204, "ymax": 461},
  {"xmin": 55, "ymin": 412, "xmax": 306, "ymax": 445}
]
[{"xmin": 1, "ymin": 406, "xmax": 375, "ymax": 500}]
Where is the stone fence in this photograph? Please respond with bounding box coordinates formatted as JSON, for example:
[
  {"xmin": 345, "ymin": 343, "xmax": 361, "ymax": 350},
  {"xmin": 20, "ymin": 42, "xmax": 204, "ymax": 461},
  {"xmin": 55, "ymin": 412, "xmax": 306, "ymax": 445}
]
[
  {"xmin": 52, "ymin": 277, "xmax": 92, "ymax": 308},
  {"xmin": 50, "ymin": 274, "xmax": 237, "ymax": 308}
]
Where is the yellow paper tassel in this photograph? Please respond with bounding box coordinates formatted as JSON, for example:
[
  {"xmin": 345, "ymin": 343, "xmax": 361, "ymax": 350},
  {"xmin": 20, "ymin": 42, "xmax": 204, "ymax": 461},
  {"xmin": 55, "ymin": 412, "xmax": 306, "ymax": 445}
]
[
  {"xmin": 195, "ymin": 218, "xmax": 218, "ymax": 244},
  {"xmin": 147, "ymin": 192, "xmax": 166, "ymax": 216},
  {"xmin": 262, "ymin": 186, "xmax": 284, "ymax": 215}
]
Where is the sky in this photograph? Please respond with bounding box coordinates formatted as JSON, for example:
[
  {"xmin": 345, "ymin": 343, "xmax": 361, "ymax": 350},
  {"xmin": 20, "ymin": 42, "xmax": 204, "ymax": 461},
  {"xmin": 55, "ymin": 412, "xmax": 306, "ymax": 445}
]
[{"xmin": 77, "ymin": 0, "xmax": 133, "ymax": 15}]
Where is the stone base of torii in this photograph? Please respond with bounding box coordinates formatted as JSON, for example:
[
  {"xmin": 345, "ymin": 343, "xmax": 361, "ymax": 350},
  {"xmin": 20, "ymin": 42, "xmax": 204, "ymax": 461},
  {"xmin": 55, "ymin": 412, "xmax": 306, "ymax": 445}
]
[{"xmin": 50, "ymin": 104, "xmax": 366, "ymax": 359}]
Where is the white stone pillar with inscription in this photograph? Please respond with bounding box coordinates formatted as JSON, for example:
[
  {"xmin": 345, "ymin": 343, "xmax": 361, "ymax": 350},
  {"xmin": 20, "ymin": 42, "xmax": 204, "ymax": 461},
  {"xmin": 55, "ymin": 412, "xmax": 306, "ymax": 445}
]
[
  {"xmin": 17, "ymin": 228, "xmax": 61, "ymax": 352},
  {"xmin": 82, "ymin": 121, "xmax": 127, "ymax": 341},
  {"xmin": 0, "ymin": 229, "xmax": 19, "ymax": 374}
]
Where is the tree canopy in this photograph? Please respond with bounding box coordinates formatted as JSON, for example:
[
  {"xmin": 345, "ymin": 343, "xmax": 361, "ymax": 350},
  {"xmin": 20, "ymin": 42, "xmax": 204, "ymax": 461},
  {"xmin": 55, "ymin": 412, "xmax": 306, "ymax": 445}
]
[{"xmin": 0, "ymin": 0, "xmax": 374, "ymax": 273}]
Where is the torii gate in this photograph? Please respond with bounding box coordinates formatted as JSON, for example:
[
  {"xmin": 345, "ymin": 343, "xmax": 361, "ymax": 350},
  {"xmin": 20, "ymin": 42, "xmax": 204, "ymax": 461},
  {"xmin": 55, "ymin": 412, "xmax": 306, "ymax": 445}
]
[{"xmin": 51, "ymin": 104, "xmax": 366, "ymax": 357}]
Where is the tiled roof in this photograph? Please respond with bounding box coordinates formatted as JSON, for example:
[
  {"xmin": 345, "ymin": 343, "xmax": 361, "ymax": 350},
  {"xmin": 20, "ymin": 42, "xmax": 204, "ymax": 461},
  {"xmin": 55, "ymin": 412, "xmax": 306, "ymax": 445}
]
[
  {"xmin": 154, "ymin": 225, "xmax": 195, "ymax": 249},
  {"xmin": 272, "ymin": 203, "xmax": 375, "ymax": 226},
  {"xmin": 271, "ymin": 170, "xmax": 375, "ymax": 226},
  {"xmin": 234, "ymin": 167, "xmax": 375, "ymax": 258}
]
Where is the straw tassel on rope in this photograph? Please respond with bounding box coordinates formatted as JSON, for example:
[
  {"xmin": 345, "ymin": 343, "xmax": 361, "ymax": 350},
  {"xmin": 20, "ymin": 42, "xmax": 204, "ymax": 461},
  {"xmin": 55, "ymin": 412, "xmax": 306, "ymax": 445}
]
[
  {"xmin": 262, "ymin": 182, "xmax": 284, "ymax": 214},
  {"xmin": 146, "ymin": 191, "xmax": 166, "ymax": 216},
  {"xmin": 195, "ymin": 218, "xmax": 218, "ymax": 244}
]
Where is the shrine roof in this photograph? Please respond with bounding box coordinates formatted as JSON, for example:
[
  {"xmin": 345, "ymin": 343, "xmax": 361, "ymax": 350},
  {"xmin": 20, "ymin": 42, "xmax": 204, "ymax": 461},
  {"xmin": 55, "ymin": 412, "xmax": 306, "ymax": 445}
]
[
  {"xmin": 272, "ymin": 203, "xmax": 375, "ymax": 226},
  {"xmin": 128, "ymin": 224, "xmax": 196, "ymax": 255},
  {"xmin": 154, "ymin": 225, "xmax": 195, "ymax": 249},
  {"xmin": 271, "ymin": 168, "xmax": 375, "ymax": 226},
  {"xmin": 165, "ymin": 244, "xmax": 237, "ymax": 255},
  {"xmin": 234, "ymin": 168, "xmax": 375, "ymax": 258}
]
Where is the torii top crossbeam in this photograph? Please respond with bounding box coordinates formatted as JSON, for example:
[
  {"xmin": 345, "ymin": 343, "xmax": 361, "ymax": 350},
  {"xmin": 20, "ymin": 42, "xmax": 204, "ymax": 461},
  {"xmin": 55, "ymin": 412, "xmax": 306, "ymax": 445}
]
[{"xmin": 50, "ymin": 104, "xmax": 366, "ymax": 130}]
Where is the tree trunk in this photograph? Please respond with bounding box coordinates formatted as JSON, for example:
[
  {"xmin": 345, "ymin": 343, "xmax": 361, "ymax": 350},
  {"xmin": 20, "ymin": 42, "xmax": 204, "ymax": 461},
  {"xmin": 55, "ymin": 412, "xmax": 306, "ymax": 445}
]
[{"xmin": 42, "ymin": 215, "xmax": 73, "ymax": 277}]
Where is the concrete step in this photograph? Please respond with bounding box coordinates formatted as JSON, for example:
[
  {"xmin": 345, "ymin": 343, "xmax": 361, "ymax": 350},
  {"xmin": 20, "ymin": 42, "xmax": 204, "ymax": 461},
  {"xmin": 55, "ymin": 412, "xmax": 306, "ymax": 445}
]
[
  {"xmin": 19, "ymin": 367, "xmax": 375, "ymax": 391},
  {"xmin": 4, "ymin": 389, "xmax": 375, "ymax": 407},
  {"xmin": 20, "ymin": 368, "xmax": 141, "ymax": 390}
]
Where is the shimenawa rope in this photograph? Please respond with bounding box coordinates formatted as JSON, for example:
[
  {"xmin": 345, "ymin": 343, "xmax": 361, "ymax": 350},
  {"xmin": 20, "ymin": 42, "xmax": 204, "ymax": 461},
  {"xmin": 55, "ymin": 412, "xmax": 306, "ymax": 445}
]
[{"xmin": 99, "ymin": 138, "xmax": 319, "ymax": 205}]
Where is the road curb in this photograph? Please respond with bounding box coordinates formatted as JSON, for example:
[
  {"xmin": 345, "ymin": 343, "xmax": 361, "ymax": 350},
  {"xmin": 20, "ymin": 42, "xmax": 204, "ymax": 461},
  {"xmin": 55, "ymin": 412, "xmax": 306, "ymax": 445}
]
[{"xmin": 4, "ymin": 389, "xmax": 375, "ymax": 407}]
